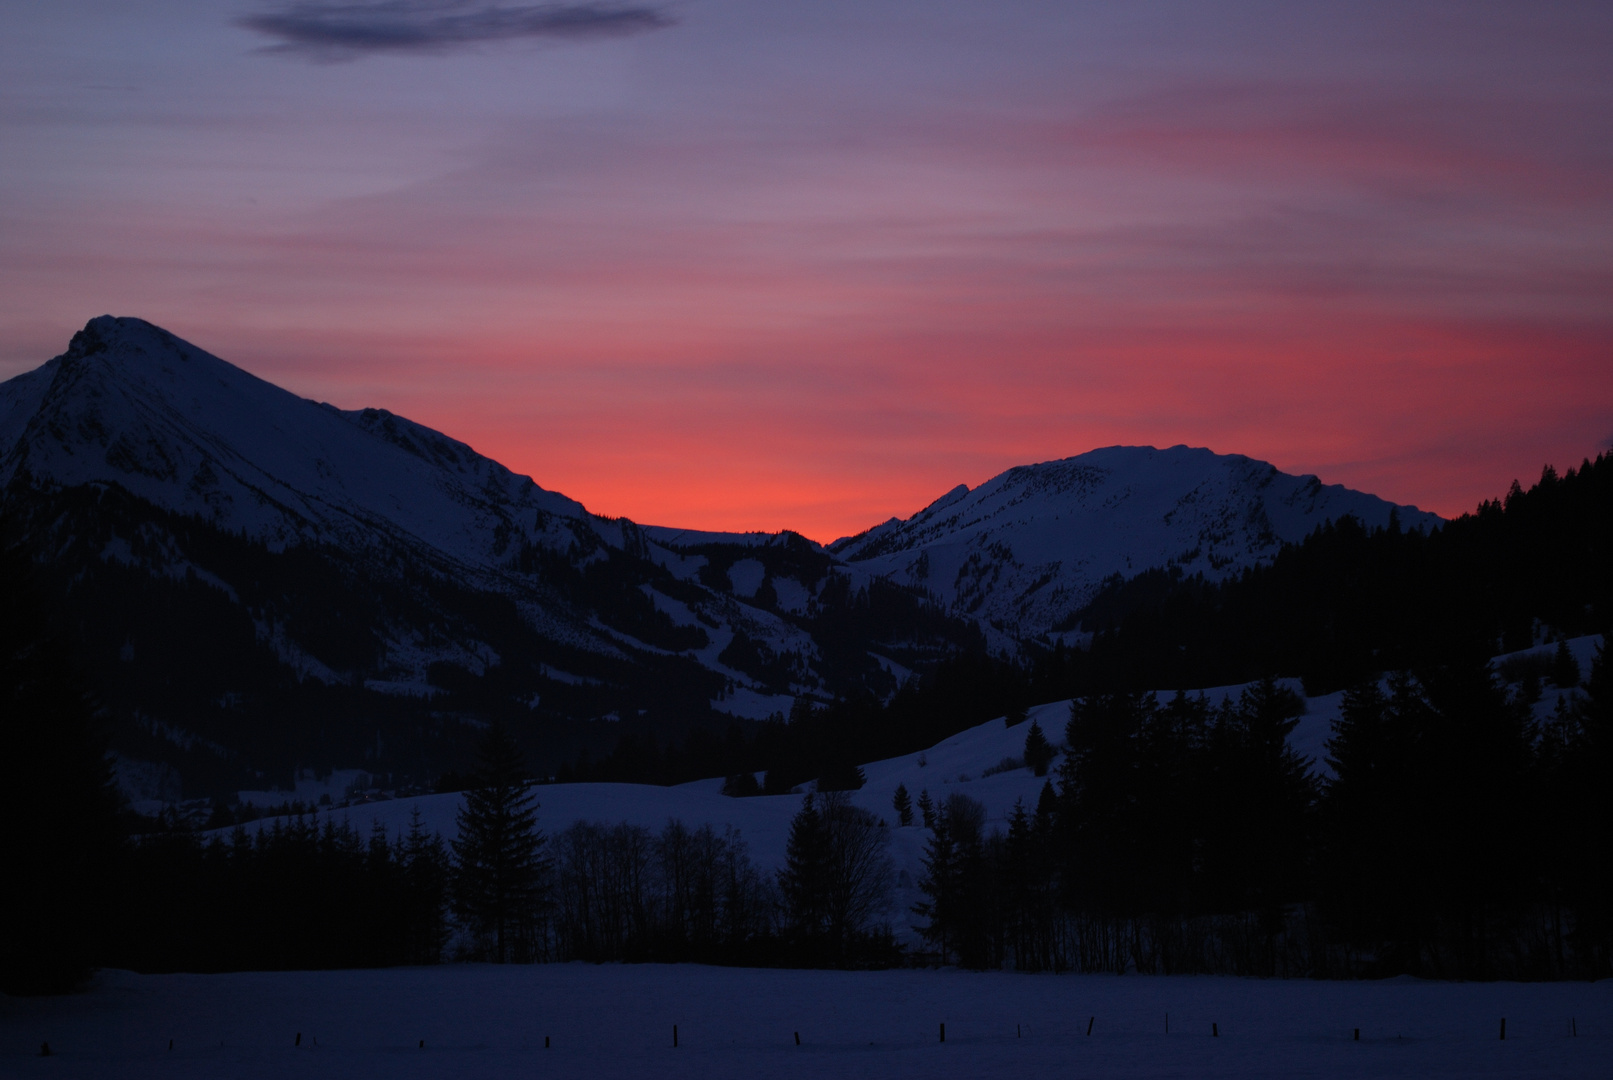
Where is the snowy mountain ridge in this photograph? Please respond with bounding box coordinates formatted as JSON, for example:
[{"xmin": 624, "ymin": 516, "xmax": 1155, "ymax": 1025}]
[
  {"xmin": 0, "ymin": 316, "xmax": 1447, "ymax": 798},
  {"xmin": 0, "ymin": 316, "xmax": 599, "ymax": 574},
  {"xmin": 1, "ymin": 318, "xmax": 986, "ymax": 798},
  {"xmin": 830, "ymin": 447, "xmax": 1442, "ymax": 640},
  {"xmin": 0, "ymin": 318, "xmax": 1438, "ymax": 659}
]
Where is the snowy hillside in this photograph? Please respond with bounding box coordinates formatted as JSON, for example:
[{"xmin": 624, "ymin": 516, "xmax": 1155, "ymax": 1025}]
[
  {"xmin": 230, "ymin": 699, "xmax": 1074, "ymax": 933},
  {"xmin": 229, "ymin": 682, "xmax": 1351, "ymax": 942},
  {"xmin": 830, "ymin": 446, "xmax": 1441, "ymax": 640},
  {"xmin": 263, "ymin": 633, "xmax": 1602, "ymax": 947}
]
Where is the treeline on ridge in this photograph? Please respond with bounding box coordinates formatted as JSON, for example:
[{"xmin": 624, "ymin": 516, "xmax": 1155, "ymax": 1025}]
[
  {"xmin": 571, "ymin": 453, "xmax": 1611, "ymax": 791},
  {"xmin": 36, "ymin": 727, "xmax": 901, "ymax": 986},
  {"xmin": 30, "ymin": 643, "xmax": 1612, "ymax": 987},
  {"xmin": 908, "ymin": 652, "xmax": 1612, "ymax": 980}
]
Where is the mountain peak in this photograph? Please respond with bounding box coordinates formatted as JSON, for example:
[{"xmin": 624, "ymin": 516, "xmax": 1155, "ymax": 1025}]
[
  {"xmin": 58, "ymin": 315, "xmax": 210, "ymax": 370},
  {"xmin": 832, "ymin": 444, "xmax": 1441, "ymax": 640},
  {"xmin": 3, "ymin": 316, "xmax": 589, "ymax": 560},
  {"xmin": 66, "ymin": 314, "xmax": 157, "ymax": 354}
]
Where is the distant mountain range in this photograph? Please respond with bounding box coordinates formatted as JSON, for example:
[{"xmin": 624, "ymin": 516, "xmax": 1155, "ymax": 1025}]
[
  {"xmin": 831, "ymin": 446, "xmax": 1439, "ymax": 642},
  {"xmin": 0, "ymin": 317, "xmax": 1439, "ymax": 798}
]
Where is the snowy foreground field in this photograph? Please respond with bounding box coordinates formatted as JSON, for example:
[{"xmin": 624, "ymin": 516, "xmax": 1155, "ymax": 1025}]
[{"xmin": 4, "ymin": 964, "xmax": 1608, "ymax": 1079}]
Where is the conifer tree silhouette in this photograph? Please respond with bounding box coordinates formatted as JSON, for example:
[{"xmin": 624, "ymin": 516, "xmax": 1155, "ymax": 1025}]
[
  {"xmin": 452, "ymin": 725, "xmax": 548, "ymax": 962},
  {"xmin": 892, "ymin": 782, "xmax": 913, "ymax": 826},
  {"xmin": 1023, "ymin": 718, "xmax": 1055, "ymax": 776},
  {"xmin": 0, "ymin": 544, "xmax": 121, "ymax": 994}
]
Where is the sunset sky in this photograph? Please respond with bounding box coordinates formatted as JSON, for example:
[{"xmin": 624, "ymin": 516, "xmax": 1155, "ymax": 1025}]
[{"xmin": 4, "ymin": 0, "xmax": 1610, "ymax": 541}]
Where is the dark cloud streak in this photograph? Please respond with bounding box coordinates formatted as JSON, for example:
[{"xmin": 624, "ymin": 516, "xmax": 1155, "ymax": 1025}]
[{"xmin": 241, "ymin": 1, "xmax": 674, "ymax": 57}]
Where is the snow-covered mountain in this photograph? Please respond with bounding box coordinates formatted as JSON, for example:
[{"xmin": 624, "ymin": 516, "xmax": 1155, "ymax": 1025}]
[
  {"xmin": 0, "ymin": 316, "xmax": 1444, "ymax": 798},
  {"xmin": 830, "ymin": 447, "xmax": 1441, "ymax": 641},
  {"xmin": 0, "ymin": 318, "xmax": 974, "ymax": 796},
  {"xmin": 0, "ymin": 315, "xmax": 599, "ymax": 571}
]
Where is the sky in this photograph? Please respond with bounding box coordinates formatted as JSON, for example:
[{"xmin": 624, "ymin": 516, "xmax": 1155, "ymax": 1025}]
[{"xmin": 3, "ymin": 1, "xmax": 1611, "ymax": 542}]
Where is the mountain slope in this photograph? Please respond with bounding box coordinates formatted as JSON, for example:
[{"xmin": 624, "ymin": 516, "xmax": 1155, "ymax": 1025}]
[
  {"xmin": 0, "ymin": 317, "xmax": 1449, "ymax": 801},
  {"xmin": 830, "ymin": 446, "xmax": 1441, "ymax": 640},
  {"xmin": 0, "ymin": 318, "xmax": 974, "ymax": 798},
  {"xmin": 0, "ymin": 316, "xmax": 595, "ymax": 568}
]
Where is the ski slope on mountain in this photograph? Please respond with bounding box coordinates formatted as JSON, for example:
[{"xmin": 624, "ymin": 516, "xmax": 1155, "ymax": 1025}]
[{"xmin": 831, "ymin": 446, "xmax": 1442, "ymax": 640}]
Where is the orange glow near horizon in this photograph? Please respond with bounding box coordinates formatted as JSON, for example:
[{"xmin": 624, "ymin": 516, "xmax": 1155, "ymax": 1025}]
[{"xmin": 193, "ymin": 307, "xmax": 1608, "ymax": 543}]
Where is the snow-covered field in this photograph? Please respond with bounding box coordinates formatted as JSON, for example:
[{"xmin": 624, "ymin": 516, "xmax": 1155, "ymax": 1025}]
[
  {"xmin": 4, "ymin": 963, "xmax": 1607, "ymax": 1078},
  {"xmin": 227, "ymin": 637, "xmax": 1603, "ymax": 942},
  {"xmin": 59, "ymin": 642, "xmax": 1595, "ymax": 1078},
  {"xmin": 229, "ymin": 696, "xmax": 1075, "ymax": 934}
]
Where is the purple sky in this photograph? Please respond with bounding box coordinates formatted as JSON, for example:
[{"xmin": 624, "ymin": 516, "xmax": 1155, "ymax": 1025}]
[{"xmin": 3, "ymin": 0, "xmax": 1610, "ymax": 540}]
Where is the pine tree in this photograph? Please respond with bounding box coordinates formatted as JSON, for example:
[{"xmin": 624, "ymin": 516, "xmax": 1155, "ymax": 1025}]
[
  {"xmin": 1034, "ymin": 778, "xmax": 1058, "ymax": 828},
  {"xmin": 1022, "ymin": 718, "xmax": 1054, "ymax": 776},
  {"xmin": 818, "ymin": 759, "xmax": 866, "ymax": 792},
  {"xmin": 451, "ymin": 725, "xmax": 549, "ymax": 963},
  {"xmin": 1203, "ymin": 676, "xmax": 1315, "ymax": 926},
  {"xmin": 778, "ymin": 794, "xmax": 829, "ymax": 946},
  {"xmin": 402, "ymin": 808, "xmax": 450, "ymax": 964},
  {"xmin": 1553, "ymin": 639, "xmax": 1582, "ymax": 688},
  {"xmin": 779, "ymin": 792, "xmax": 892, "ymax": 962},
  {"xmin": 892, "ymin": 782, "xmax": 913, "ymax": 827},
  {"xmin": 1566, "ymin": 642, "xmax": 1613, "ymax": 961},
  {"xmin": 1320, "ymin": 675, "xmax": 1425, "ymax": 965},
  {"xmin": 1057, "ymin": 691, "xmax": 1158, "ymax": 916},
  {"xmin": 941, "ymin": 793, "xmax": 991, "ymax": 968},
  {"xmin": 0, "ymin": 545, "xmax": 121, "ymax": 994},
  {"xmin": 918, "ymin": 788, "xmax": 935, "ymax": 829},
  {"xmin": 721, "ymin": 771, "xmax": 761, "ymax": 797},
  {"xmin": 912, "ymin": 802, "xmax": 956, "ymax": 962},
  {"xmin": 1000, "ymin": 800, "xmax": 1034, "ymax": 964},
  {"xmin": 914, "ymin": 793, "xmax": 988, "ymax": 966}
]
